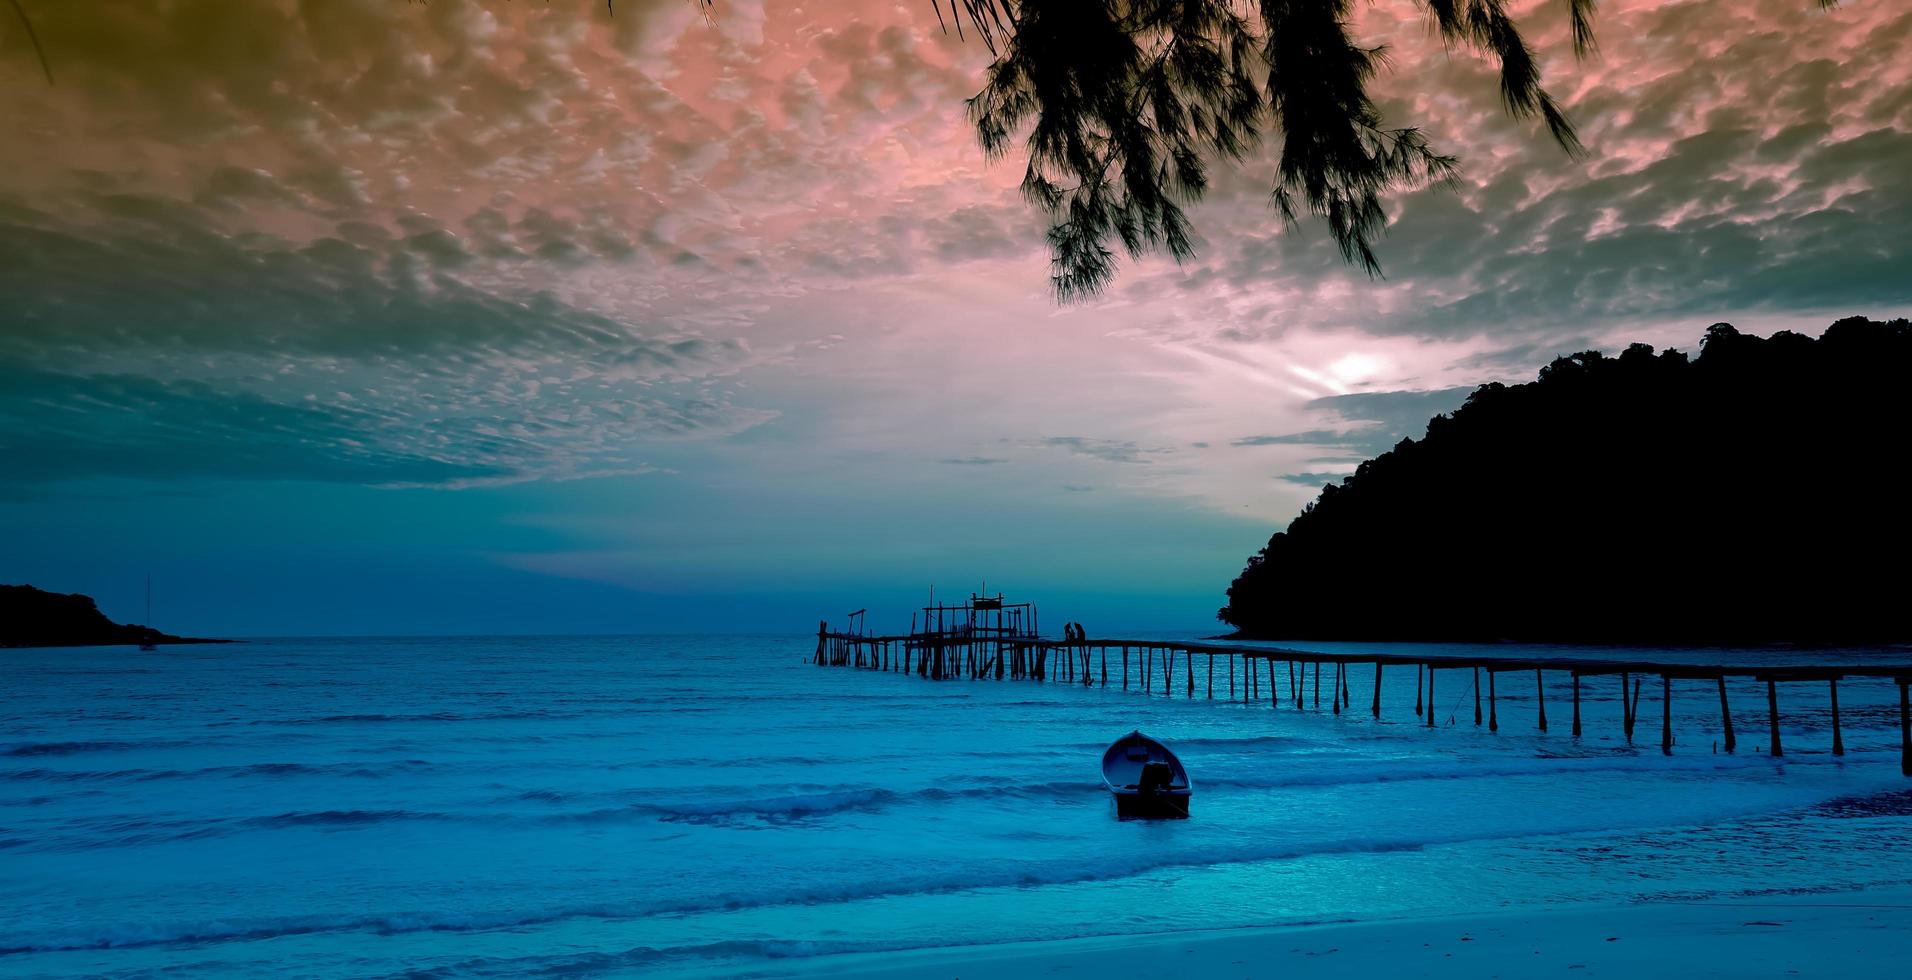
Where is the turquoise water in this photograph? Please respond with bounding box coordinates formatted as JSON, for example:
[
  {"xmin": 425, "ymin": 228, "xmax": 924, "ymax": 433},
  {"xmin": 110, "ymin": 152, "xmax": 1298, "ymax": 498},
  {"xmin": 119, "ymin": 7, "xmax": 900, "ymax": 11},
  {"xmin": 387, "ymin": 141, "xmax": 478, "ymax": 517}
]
[{"xmin": 5, "ymin": 635, "xmax": 1912, "ymax": 977}]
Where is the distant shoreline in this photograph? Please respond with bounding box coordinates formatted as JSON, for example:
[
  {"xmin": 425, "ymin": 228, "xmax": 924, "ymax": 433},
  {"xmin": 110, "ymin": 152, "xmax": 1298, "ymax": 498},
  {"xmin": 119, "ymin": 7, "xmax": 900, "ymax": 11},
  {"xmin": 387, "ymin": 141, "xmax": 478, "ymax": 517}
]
[
  {"xmin": 0, "ymin": 637, "xmax": 239, "ymax": 649},
  {"xmin": 0, "ymin": 583, "xmax": 237, "ymax": 649}
]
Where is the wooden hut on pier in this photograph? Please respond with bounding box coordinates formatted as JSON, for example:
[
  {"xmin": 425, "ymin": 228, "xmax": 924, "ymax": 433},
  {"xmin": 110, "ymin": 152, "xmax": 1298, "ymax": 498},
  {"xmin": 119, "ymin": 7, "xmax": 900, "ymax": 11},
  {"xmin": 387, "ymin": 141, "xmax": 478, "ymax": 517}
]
[{"xmin": 813, "ymin": 591, "xmax": 1046, "ymax": 680}]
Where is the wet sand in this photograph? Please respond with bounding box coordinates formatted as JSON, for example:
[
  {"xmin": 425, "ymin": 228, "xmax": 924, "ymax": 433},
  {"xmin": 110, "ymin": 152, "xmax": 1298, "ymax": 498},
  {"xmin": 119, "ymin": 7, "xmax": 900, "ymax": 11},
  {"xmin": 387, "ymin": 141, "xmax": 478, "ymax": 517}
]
[{"xmin": 737, "ymin": 886, "xmax": 1912, "ymax": 979}]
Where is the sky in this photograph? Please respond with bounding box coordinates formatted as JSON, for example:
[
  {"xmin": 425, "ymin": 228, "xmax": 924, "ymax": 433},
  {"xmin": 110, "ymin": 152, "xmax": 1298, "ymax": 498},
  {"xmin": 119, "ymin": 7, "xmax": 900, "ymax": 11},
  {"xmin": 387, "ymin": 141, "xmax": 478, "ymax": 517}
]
[{"xmin": 2, "ymin": 0, "xmax": 1909, "ymax": 636}]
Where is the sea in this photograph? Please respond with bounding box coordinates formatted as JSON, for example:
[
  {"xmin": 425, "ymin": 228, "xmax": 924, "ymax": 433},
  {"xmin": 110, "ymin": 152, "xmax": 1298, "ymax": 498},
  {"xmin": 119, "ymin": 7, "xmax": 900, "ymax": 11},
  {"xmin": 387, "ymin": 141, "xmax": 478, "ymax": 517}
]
[{"xmin": 5, "ymin": 634, "xmax": 1912, "ymax": 978}]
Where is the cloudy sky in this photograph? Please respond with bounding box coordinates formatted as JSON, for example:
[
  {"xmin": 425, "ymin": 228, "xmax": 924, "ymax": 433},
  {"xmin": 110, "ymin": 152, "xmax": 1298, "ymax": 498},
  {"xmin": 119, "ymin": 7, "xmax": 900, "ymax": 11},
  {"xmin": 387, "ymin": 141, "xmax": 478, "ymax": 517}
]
[{"xmin": 2, "ymin": 0, "xmax": 1907, "ymax": 634}]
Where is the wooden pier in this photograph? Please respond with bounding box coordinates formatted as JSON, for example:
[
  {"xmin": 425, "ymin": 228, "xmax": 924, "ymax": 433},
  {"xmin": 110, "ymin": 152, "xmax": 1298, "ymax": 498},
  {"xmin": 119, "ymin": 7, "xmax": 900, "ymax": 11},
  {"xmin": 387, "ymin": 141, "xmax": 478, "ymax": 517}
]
[{"xmin": 813, "ymin": 603, "xmax": 1912, "ymax": 776}]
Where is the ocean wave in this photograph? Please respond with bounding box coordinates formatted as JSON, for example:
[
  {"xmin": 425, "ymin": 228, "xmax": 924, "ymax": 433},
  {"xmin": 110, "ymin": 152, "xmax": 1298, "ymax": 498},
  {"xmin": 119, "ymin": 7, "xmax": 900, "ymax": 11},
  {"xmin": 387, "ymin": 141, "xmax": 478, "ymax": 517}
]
[
  {"xmin": 1196, "ymin": 748, "xmax": 1896, "ymax": 791},
  {"xmin": 2, "ymin": 759, "xmax": 437, "ymax": 784},
  {"xmin": 240, "ymin": 809, "xmax": 442, "ymax": 829},
  {"xmin": 11, "ymin": 777, "xmax": 1912, "ymax": 958},
  {"xmin": 10, "ymin": 807, "xmax": 455, "ymax": 853},
  {"xmin": 268, "ymin": 710, "xmax": 577, "ymax": 725},
  {"xmin": 2, "ymin": 740, "xmax": 184, "ymax": 758},
  {"xmin": 2, "ymin": 766, "xmax": 155, "ymax": 782},
  {"xmin": 1162, "ymin": 734, "xmax": 1306, "ymax": 751},
  {"xmin": 558, "ymin": 779, "xmax": 1101, "ymax": 825},
  {"xmin": 0, "ymin": 814, "xmax": 1754, "ymax": 957},
  {"xmin": 369, "ymin": 938, "xmax": 902, "ymax": 978}
]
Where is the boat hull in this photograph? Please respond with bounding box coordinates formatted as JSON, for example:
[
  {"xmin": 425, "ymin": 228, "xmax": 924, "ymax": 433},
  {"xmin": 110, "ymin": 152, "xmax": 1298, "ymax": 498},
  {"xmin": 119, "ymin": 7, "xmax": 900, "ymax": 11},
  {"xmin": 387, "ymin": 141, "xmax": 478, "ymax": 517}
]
[
  {"xmin": 1111, "ymin": 789, "xmax": 1191, "ymax": 819},
  {"xmin": 1102, "ymin": 729, "xmax": 1193, "ymax": 820}
]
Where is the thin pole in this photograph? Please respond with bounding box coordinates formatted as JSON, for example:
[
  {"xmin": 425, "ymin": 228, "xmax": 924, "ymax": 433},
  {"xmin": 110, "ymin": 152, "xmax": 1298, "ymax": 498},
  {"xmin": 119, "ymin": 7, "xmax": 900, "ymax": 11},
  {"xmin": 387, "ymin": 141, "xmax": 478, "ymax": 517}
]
[
  {"xmin": 1622, "ymin": 672, "xmax": 1635, "ymax": 742},
  {"xmin": 1426, "ymin": 668, "xmax": 1436, "ymax": 728},
  {"xmin": 1830, "ymin": 679, "xmax": 1844, "ymax": 757},
  {"xmin": 1372, "ymin": 663, "xmax": 1383, "ymax": 719},
  {"xmin": 1333, "ymin": 663, "xmax": 1342, "ymax": 715},
  {"xmin": 1661, "ymin": 675, "xmax": 1672, "ymax": 755},
  {"xmin": 1415, "ymin": 664, "xmax": 1423, "ymax": 717},
  {"xmin": 1571, "ymin": 674, "xmax": 1581, "ymax": 737},
  {"xmin": 1340, "ymin": 663, "xmax": 1350, "ymax": 710},
  {"xmin": 1900, "ymin": 681, "xmax": 1911, "ymax": 776},
  {"xmin": 1718, "ymin": 675, "xmax": 1736, "ymax": 753},
  {"xmin": 1488, "ymin": 670, "xmax": 1498, "ymax": 732},
  {"xmin": 1473, "ymin": 667, "xmax": 1482, "ymax": 726},
  {"xmin": 1313, "ymin": 661, "xmax": 1321, "ymax": 709},
  {"xmin": 1535, "ymin": 670, "xmax": 1547, "ymax": 732},
  {"xmin": 1767, "ymin": 680, "xmax": 1783, "ymax": 757}
]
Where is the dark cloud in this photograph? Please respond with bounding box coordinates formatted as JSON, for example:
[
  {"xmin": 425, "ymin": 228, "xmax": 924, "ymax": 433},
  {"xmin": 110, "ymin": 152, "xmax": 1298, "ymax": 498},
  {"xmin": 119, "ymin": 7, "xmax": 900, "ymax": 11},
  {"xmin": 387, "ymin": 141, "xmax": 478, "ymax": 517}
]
[
  {"xmin": 0, "ymin": 192, "xmax": 709, "ymax": 365},
  {"xmin": 1232, "ymin": 431, "xmax": 1352, "ymax": 448},
  {"xmin": 1305, "ymin": 388, "xmax": 1474, "ymax": 447},
  {"xmin": 1279, "ymin": 472, "xmax": 1356, "ymax": 488},
  {"xmin": 0, "ymin": 190, "xmax": 771, "ymax": 488},
  {"xmin": 1234, "ymin": 387, "xmax": 1473, "ymax": 458},
  {"xmin": 1040, "ymin": 436, "xmax": 1172, "ymax": 465},
  {"xmin": 0, "ymin": 360, "xmax": 768, "ymax": 489},
  {"xmin": 0, "ymin": 365, "xmax": 503, "ymax": 486}
]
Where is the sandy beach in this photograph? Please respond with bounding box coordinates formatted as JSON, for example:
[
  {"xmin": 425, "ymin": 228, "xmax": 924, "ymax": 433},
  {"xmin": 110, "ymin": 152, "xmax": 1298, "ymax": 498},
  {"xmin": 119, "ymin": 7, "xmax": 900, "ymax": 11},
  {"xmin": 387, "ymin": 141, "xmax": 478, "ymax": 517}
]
[{"xmin": 745, "ymin": 887, "xmax": 1912, "ymax": 979}]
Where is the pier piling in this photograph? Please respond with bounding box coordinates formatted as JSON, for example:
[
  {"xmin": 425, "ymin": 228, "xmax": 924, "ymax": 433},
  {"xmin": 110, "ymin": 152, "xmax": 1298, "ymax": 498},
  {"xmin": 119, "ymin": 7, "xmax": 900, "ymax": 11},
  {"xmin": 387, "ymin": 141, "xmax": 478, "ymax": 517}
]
[
  {"xmin": 1719, "ymin": 676, "xmax": 1736, "ymax": 753},
  {"xmin": 814, "ymin": 603, "xmax": 1912, "ymax": 778},
  {"xmin": 1661, "ymin": 675, "xmax": 1672, "ymax": 755},
  {"xmin": 1768, "ymin": 680, "xmax": 1783, "ymax": 757},
  {"xmin": 1830, "ymin": 679, "xmax": 1844, "ymax": 757},
  {"xmin": 1622, "ymin": 672, "xmax": 1635, "ymax": 743},
  {"xmin": 1900, "ymin": 680, "xmax": 1910, "ymax": 776}
]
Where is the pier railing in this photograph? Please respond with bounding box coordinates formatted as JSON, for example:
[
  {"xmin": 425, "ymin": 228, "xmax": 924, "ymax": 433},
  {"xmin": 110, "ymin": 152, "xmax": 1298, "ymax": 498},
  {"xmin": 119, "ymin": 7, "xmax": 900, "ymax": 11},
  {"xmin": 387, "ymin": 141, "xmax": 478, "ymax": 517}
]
[{"xmin": 812, "ymin": 628, "xmax": 1912, "ymax": 776}]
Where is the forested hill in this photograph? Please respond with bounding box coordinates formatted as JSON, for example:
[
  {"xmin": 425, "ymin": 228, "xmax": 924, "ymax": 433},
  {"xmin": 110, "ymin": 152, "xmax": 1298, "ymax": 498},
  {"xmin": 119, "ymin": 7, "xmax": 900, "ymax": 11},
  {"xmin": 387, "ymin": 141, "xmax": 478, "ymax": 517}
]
[
  {"xmin": 0, "ymin": 584, "xmax": 229, "ymax": 648},
  {"xmin": 1219, "ymin": 317, "xmax": 1912, "ymax": 645}
]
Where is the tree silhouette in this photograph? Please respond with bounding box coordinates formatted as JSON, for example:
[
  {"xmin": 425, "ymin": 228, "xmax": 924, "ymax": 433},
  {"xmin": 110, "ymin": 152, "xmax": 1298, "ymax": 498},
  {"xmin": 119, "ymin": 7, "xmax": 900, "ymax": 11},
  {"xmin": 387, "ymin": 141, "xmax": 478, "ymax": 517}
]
[
  {"xmin": 961, "ymin": 0, "xmax": 1560, "ymax": 299},
  {"xmin": 1217, "ymin": 317, "xmax": 1912, "ymax": 644},
  {"xmin": 941, "ymin": 0, "xmax": 1847, "ymax": 299}
]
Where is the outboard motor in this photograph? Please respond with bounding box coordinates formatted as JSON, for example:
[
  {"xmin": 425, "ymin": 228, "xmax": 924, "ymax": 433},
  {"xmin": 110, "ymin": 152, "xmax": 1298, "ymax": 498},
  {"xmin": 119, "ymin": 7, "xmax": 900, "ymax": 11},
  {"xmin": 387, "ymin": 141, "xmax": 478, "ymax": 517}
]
[{"xmin": 1138, "ymin": 760, "xmax": 1175, "ymax": 796}]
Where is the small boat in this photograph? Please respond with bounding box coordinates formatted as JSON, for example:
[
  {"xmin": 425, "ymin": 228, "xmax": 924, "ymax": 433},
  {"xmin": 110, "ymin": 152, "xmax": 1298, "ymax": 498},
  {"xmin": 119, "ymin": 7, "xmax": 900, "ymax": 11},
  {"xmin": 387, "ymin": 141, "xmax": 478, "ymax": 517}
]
[{"xmin": 1101, "ymin": 730, "xmax": 1191, "ymax": 819}]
